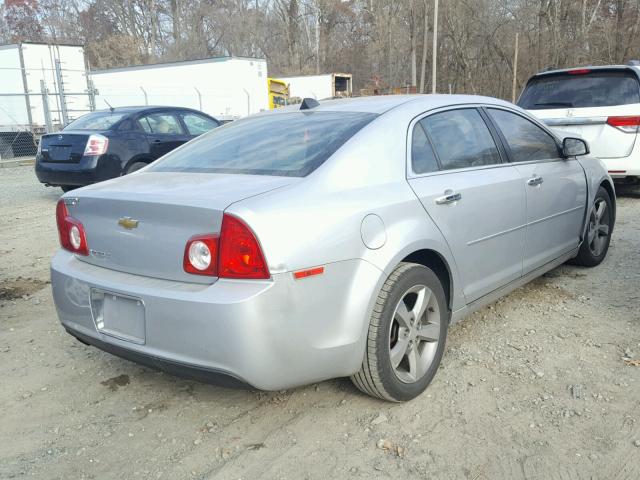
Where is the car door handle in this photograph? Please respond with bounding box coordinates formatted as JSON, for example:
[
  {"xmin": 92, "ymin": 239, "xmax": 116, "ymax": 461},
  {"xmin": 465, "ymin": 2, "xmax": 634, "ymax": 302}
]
[
  {"xmin": 435, "ymin": 192, "xmax": 462, "ymax": 205},
  {"xmin": 527, "ymin": 175, "xmax": 543, "ymax": 186}
]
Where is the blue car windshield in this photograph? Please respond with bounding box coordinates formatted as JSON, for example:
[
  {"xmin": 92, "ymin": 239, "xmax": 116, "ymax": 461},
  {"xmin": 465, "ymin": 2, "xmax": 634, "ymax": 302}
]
[{"xmin": 149, "ymin": 111, "xmax": 377, "ymax": 177}]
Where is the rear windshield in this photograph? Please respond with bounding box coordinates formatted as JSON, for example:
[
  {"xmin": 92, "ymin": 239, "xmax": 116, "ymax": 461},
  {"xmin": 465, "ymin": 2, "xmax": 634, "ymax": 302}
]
[
  {"xmin": 149, "ymin": 111, "xmax": 377, "ymax": 177},
  {"xmin": 518, "ymin": 70, "xmax": 640, "ymax": 109},
  {"xmin": 65, "ymin": 112, "xmax": 126, "ymax": 130}
]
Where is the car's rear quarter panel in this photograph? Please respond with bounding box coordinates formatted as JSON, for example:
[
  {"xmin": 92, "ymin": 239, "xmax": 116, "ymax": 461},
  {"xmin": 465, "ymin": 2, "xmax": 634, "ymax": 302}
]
[{"xmin": 227, "ymin": 104, "xmax": 466, "ymax": 354}]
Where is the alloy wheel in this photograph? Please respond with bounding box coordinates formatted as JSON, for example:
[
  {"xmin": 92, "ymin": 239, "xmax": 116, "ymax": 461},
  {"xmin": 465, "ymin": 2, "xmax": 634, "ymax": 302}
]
[
  {"xmin": 587, "ymin": 197, "xmax": 610, "ymax": 257},
  {"xmin": 388, "ymin": 284, "xmax": 441, "ymax": 383}
]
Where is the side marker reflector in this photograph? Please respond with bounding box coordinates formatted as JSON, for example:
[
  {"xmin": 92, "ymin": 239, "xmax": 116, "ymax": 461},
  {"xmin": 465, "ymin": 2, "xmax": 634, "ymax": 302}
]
[{"xmin": 293, "ymin": 266, "xmax": 324, "ymax": 280}]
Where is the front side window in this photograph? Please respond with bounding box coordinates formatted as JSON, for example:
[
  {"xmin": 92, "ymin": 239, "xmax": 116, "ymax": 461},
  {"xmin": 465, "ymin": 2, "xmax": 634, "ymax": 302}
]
[
  {"xmin": 181, "ymin": 113, "xmax": 219, "ymax": 135},
  {"xmin": 149, "ymin": 111, "xmax": 377, "ymax": 177},
  {"xmin": 411, "ymin": 122, "xmax": 439, "ymax": 174},
  {"xmin": 138, "ymin": 113, "xmax": 183, "ymax": 135},
  {"xmin": 422, "ymin": 109, "xmax": 501, "ymax": 170},
  {"xmin": 488, "ymin": 109, "xmax": 561, "ymax": 162}
]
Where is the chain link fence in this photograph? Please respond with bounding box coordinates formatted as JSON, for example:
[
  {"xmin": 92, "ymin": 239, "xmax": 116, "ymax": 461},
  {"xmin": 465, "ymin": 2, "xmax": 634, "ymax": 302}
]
[
  {"xmin": 0, "ymin": 130, "xmax": 39, "ymax": 161},
  {"xmin": 0, "ymin": 58, "xmax": 96, "ymax": 162}
]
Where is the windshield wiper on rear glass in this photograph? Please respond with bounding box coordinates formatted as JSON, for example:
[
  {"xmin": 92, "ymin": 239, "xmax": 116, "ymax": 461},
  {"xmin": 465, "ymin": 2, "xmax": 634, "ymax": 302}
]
[{"xmin": 533, "ymin": 102, "xmax": 574, "ymax": 108}]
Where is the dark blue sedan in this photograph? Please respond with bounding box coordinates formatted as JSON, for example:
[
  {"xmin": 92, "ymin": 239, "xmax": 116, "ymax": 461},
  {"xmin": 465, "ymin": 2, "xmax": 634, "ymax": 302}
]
[{"xmin": 35, "ymin": 106, "xmax": 220, "ymax": 191}]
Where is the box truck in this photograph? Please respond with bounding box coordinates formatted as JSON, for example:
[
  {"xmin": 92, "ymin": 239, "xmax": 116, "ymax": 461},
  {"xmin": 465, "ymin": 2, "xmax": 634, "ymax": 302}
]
[
  {"xmin": 278, "ymin": 73, "xmax": 353, "ymax": 100},
  {"xmin": 91, "ymin": 57, "xmax": 270, "ymax": 119},
  {"xmin": 0, "ymin": 42, "xmax": 93, "ymax": 158}
]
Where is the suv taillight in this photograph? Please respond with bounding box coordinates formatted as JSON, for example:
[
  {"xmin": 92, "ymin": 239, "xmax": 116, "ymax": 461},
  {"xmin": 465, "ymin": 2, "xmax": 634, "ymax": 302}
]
[
  {"xmin": 183, "ymin": 214, "xmax": 269, "ymax": 279},
  {"xmin": 84, "ymin": 134, "xmax": 109, "ymax": 156},
  {"xmin": 606, "ymin": 116, "xmax": 640, "ymax": 133},
  {"xmin": 56, "ymin": 200, "xmax": 89, "ymax": 255}
]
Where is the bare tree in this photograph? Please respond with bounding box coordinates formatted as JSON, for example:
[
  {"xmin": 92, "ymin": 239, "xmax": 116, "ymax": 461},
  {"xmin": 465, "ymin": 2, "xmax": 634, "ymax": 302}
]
[{"xmin": 11, "ymin": 0, "xmax": 640, "ymax": 98}]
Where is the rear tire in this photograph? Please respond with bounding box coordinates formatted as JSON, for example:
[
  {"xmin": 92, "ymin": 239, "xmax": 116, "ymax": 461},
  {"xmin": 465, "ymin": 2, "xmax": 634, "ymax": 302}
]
[
  {"xmin": 351, "ymin": 262, "xmax": 449, "ymax": 402},
  {"xmin": 125, "ymin": 161, "xmax": 148, "ymax": 174},
  {"xmin": 573, "ymin": 186, "xmax": 613, "ymax": 267},
  {"xmin": 60, "ymin": 185, "xmax": 76, "ymax": 193}
]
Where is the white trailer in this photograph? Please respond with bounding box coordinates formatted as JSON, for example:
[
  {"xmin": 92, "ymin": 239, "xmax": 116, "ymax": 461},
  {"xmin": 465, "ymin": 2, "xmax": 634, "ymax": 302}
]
[
  {"xmin": 91, "ymin": 57, "xmax": 269, "ymax": 119},
  {"xmin": 0, "ymin": 42, "xmax": 92, "ymax": 131},
  {"xmin": 278, "ymin": 73, "xmax": 353, "ymax": 100}
]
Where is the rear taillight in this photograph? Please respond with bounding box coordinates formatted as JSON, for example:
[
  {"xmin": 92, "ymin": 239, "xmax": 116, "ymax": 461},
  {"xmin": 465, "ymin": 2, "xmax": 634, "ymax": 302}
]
[
  {"xmin": 84, "ymin": 134, "xmax": 109, "ymax": 156},
  {"xmin": 219, "ymin": 214, "xmax": 269, "ymax": 279},
  {"xmin": 56, "ymin": 200, "xmax": 89, "ymax": 255},
  {"xmin": 606, "ymin": 116, "xmax": 640, "ymax": 133},
  {"xmin": 183, "ymin": 234, "xmax": 219, "ymax": 276},
  {"xmin": 183, "ymin": 214, "xmax": 269, "ymax": 279}
]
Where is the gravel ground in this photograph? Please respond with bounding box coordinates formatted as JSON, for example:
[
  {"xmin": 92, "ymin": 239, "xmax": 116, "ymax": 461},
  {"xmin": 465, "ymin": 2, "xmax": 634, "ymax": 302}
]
[{"xmin": 1, "ymin": 165, "xmax": 639, "ymax": 480}]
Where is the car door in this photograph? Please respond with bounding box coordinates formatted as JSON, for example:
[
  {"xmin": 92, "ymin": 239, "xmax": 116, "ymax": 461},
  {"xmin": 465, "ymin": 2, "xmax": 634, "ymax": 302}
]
[
  {"xmin": 179, "ymin": 112, "xmax": 220, "ymax": 139},
  {"xmin": 486, "ymin": 107, "xmax": 587, "ymax": 274},
  {"xmin": 407, "ymin": 107, "xmax": 527, "ymax": 303},
  {"xmin": 137, "ymin": 111, "xmax": 191, "ymax": 159}
]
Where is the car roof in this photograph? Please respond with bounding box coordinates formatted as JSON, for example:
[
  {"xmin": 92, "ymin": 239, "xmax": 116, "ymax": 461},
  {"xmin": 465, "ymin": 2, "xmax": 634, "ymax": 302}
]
[
  {"xmin": 91, "ymin": 106, "xmax": 203, "ymax": 114},
  {"xmin": 273, "ymin": 94, "xmax": 516, "ymax": 115}
]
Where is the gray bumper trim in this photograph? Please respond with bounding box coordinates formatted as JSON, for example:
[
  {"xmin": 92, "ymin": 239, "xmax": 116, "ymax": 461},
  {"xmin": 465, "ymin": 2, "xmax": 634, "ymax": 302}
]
[{"xmin": 64, "ymin": 327, "xmax": 251, "ymax": 390}]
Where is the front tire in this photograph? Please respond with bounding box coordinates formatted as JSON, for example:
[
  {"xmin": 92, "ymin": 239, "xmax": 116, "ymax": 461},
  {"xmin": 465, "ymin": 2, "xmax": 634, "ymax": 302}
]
[
  {"xmin": 351, "ymin": 262, "xmax": 449, "ymax": 402},
  {"xmin": 573, "ymin": 186, "xmax": 613, "ymax": 267}
]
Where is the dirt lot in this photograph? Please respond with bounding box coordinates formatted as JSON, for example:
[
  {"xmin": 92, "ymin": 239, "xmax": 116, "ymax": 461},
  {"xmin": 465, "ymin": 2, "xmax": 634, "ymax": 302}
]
[{"xmin": 1, "ymin": 164, "xmax": 639, "ymax": 480}]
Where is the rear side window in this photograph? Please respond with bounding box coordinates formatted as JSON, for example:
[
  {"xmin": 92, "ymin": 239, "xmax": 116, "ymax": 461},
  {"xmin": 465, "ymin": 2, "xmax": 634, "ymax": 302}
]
[
  {"xmin": 422, "ymin": 109, "xmax": 501, "ymax": 170},
  {"xmin": 518, "ymin": 70, "xmax": 640, "ymax": 109},
  {"xmin": 150, "ymin": 111, "xmax": 377, "ymax": 177},
  {"xmin": 488, "ymin": 109, "xmax": 561, "ymax": 162},
  {"xmin": 411, "ymin": 122, "xmax": 439, "ymax": 174}
]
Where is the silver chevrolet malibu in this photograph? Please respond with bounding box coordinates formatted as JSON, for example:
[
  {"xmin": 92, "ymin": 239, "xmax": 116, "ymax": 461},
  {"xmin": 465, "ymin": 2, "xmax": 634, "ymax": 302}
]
[{"xmin": 52, "ymin": 95, "xmax": 615, "ymax": 401}]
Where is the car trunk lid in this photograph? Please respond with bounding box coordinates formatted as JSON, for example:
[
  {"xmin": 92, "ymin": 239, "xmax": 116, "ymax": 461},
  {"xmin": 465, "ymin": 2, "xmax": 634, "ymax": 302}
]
[
  {"xmin": 39, "ymin": 131, "xmax": 92, "ymax": 163},
  {"xmin": 64, "ymin": 172, "xmax": 294, "ymax": 284}
]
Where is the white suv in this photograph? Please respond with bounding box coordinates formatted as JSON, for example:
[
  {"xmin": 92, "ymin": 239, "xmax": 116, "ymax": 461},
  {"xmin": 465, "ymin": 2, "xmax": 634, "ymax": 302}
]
[{"xmin": 518, "ymin": 64, "xmax": 640, "ymax": 184}]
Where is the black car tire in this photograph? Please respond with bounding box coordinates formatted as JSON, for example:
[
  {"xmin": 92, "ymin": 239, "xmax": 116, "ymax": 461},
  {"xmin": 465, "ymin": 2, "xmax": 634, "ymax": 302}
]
[
  {"xmin": 125, "ymin": 161, "xmax": 148, "ymax": 174},
  {"xmin": 351, "ymin": 262, "xmax": 449, "ymax": 402},
  {"xmin": 573, "ymin": 186, "xmax": 614, "ymax": 267},
  {"xmin": 60, "ymin": 185, "xmax": 77, "ymax": 193}
]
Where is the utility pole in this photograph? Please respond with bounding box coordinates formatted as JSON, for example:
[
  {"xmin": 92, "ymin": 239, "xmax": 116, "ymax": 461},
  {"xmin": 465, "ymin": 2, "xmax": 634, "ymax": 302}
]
[
  {"xmin": 315, "ymin": 4, "xmax": 321, "ymax": 75},
  {"xmin": 511, "ymin": 33, "xmax": 519, "ymax": 103},
  {"xmin": 419, "ymin": 0, "xmax": 429, "ymax": 93},
  {"xmin": 431, "ymin": 0, "xmax": 439, "ymax": 94}
]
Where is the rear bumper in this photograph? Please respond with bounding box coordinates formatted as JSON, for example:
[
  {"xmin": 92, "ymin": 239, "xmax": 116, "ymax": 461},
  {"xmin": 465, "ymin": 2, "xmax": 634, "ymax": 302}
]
[
  {"xmin": 66, "ymin": 327, "xmax": 249, "ymax": 388},
  {"xmin": 51, "ymin": 251, "xmax": 383, "ymax": 390},
  {"xmin": 600, "ymin": 153, "xmax": 640, "ymax": 179},
  {"xmin": 35, "ymin": 154, "xmax": 121, "ymax": 187}
]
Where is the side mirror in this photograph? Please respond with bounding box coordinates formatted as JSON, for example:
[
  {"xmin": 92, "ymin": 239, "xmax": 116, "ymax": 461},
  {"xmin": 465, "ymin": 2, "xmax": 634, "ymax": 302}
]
[{"xmin": 562, "ymin": 137, "xmax": 589, "ymax": 157}]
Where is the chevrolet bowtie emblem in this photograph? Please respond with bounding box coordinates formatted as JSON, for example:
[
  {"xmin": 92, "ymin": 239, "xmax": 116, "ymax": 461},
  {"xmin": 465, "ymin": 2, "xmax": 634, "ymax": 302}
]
[{"xmin": 118, "ymin": 217, "xmax": 139, "ymax": 229}]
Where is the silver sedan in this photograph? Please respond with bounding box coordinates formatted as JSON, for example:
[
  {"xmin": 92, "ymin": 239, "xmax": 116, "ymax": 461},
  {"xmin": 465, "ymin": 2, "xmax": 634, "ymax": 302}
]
[{"xmin": 51, "ymin": 95, "xmax": 615, "ymax": 401}]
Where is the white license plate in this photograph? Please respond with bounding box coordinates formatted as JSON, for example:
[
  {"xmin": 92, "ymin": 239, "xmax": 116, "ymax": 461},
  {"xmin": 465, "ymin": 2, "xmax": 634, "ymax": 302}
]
[{"xmin": 90, "ymin": 290, "xmax": 146, "ymax": 344}]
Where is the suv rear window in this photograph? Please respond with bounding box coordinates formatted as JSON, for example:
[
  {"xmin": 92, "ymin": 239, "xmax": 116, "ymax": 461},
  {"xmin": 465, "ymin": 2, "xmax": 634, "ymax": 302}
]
[
  {"xmin": 518, "ymin": 70, "xmax": 640, "ymax": 109},
  {"xmin": 150, "ymin": 111, "xmax": 377, "ymax": 177}
]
